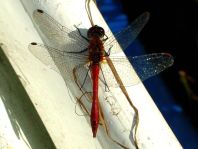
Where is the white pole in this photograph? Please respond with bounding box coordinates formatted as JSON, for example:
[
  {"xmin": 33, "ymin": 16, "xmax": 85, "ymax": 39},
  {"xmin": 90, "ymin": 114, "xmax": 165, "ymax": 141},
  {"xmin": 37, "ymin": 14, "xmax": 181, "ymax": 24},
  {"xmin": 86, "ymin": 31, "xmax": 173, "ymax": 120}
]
[{"xmin": 0, "ymin": 0, "xmax": 183, "ymax": 149}]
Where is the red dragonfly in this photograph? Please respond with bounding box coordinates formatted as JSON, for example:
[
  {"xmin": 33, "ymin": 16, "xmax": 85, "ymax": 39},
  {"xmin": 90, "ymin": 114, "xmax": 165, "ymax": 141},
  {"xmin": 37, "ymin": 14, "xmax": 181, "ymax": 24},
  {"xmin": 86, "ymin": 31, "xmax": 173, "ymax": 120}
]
[{"xmin": 29, "ymin": 9, "xmax": 174, "ymax": 137}]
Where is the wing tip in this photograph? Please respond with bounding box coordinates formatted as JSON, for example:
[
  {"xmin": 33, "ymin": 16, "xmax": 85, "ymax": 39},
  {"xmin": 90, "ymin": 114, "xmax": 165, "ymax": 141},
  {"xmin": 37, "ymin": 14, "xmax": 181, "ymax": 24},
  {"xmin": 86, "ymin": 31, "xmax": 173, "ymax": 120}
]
[
  {"xmin": 141, "ymin": 11, "xmax": 150, "ymax": 22},
  {"xmin": 28, "ymin": 42, "xmax": 38, "ymax": 49},
  {"xmin": 30, "ymin": 42, "xmax": 38, "ymax": 45},
  {"xmin": 162, "ymin": 53, "xmax": 174, "ymax": 67},
  {"xmin": 37, "ymin": 9, "xmax": 44, "ymax": 13},
  {"xmin": 34, "ymin": 9, "xmax": 44, "ymax": 14},
  {"xmin": 33, "ymin": 9, "xmax": 45, "ymax": 17}
]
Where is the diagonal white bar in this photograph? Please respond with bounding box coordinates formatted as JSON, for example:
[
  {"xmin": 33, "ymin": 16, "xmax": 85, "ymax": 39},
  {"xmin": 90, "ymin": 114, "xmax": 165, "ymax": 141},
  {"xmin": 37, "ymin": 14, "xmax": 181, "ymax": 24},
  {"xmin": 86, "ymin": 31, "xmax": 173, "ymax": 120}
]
[{"xmin": 0, "ymin": 0, "xmax": 183, "ymax": 149}]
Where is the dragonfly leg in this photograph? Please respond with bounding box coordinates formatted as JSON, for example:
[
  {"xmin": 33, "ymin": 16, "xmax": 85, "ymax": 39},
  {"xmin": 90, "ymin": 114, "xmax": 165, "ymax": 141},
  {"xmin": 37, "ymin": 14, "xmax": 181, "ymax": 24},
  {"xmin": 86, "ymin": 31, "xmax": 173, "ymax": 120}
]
[
  {"xmin": 103, "ymin": 34, "xmax": 109, "ymax": 42},
  {"xmin": 67, "ymin": 48, "xmax": 88, "ymax": 54},
  {"xmin": 99, "ymin": 64, "xmax": 110, "ymax": 92},
  {"xmin": 80, "ymin": 69, "xmax": 90, "ymax": 90},
  {"xmin": 74, "ymin": 25, "xmax": 89, "ymax": 42},
  {"xmin": 106, "ymin": 45, "xmax": 113, "ymax": 56},
  {"xmin": 74, "ymin": 64, "xmax": 91, "ymax": 90},
  {"xmin": 75, "ymin": 91, "xmax": 92, "ymax": 116}
]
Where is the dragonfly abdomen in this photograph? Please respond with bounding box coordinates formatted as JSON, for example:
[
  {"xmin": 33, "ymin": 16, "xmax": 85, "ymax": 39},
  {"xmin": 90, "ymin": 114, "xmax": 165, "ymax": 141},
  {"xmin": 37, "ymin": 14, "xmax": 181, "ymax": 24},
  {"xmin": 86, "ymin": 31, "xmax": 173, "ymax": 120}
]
[{"xmin": 90, "ymin": 64, "xmax": 100, "ymax": 137}]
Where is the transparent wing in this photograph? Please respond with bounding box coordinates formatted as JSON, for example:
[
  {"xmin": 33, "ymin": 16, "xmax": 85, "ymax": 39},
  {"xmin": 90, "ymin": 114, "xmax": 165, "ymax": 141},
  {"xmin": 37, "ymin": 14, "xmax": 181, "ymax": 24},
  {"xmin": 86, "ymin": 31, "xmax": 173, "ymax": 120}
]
[
  {"xmin": 32, "ymin": 9, "xmax": 89, "ymax": 52},
  {"xmin": 28, "ymin": 42, "xmax": 89, "ymax": 82},
  {"xmin": 104, "ymin": 12, "xmax": 150, "ymax": 53},
  {"xmin": 31, "ymin": 9, "xmax": 172, "ymax": 89},
  {"xmin": 130, "ymin": 53, "xmax": 174, "ymax": 81},
  {"xmin": 100, "ymin": 53, "xmax": 174, "ymax": 87}
]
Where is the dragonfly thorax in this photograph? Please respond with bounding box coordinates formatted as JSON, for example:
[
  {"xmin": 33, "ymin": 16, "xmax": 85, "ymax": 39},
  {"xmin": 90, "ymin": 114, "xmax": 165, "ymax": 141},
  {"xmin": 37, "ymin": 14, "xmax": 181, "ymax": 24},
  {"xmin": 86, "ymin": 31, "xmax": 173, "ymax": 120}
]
[
  {"xmin": 88, "ymin": 37, "xmax": 105, "ymax": 64},
  {"xmin": 90, "ymin": 51, "xmax": 102, "ymax": 63},
  {"xmin": 87, "ymin": 25, "xmax": 105, "ymax": 39}
]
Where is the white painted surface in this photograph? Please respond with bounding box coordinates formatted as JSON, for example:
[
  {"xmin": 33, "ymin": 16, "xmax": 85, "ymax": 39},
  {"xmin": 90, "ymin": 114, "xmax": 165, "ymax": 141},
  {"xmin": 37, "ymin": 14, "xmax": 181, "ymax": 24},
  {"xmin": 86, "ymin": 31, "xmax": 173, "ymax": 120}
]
[{"xmin": 0, "ymin": 0, "xmax": 183, "ymax": 149}]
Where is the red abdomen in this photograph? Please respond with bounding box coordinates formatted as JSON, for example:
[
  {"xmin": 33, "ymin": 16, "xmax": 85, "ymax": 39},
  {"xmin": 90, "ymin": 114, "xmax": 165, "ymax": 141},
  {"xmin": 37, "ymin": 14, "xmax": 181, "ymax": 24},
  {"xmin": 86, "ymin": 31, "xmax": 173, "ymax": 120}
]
[{"xmin": 90, "ymin": 63, "xmax": 100, "ymax": 137}]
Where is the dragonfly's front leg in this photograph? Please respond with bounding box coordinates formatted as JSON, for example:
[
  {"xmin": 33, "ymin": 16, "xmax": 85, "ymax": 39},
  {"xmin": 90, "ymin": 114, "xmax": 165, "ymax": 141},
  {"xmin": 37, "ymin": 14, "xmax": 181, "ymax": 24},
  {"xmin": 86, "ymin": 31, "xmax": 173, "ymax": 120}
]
[
  {"xmin": 74, "ymin": 25, "xmax": 89, "ymax": 42},
  {"xmin": 103, "ymin": 34, "xmax": 109, "ymax": 42},
  {"xmin": 106, "ymin": 45, "xmax": 113, "ymax": 56},
  {"xmin": 67, "ymin": 48, "xmax": 88, "ymax": 54}
]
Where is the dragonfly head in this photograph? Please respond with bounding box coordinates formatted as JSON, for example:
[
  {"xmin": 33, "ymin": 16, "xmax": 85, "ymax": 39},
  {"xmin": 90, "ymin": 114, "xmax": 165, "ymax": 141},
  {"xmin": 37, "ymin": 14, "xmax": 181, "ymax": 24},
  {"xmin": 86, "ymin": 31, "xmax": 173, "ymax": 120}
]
[{"xmin": 87, "ymin": 25, "xmax": 105, "ymax": 39}]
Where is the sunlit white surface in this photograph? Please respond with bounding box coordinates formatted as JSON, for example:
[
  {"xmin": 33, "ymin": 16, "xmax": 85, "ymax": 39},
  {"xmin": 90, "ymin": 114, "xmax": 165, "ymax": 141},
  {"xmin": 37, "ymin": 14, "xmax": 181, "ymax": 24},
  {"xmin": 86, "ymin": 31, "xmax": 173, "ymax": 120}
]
[{"xmin": 0, "ymin": 0, "xmax": 182, "ymax": 149}]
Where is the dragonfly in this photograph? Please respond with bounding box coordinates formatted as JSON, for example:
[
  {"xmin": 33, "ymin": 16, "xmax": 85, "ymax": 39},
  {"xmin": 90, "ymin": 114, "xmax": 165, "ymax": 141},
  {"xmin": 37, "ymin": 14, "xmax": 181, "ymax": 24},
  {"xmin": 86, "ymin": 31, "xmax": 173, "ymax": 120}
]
[{"xmin": 29, "ymin": 9, "xmax": 174, "ymax": 137}]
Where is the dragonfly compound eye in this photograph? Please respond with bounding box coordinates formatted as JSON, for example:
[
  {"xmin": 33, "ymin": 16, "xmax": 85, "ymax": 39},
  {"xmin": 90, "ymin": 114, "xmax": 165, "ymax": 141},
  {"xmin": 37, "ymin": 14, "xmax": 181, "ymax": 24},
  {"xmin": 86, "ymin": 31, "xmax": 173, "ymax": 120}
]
[{"xmin": 87, "ymin": 25, "xmax": 105, "ymax": 38}]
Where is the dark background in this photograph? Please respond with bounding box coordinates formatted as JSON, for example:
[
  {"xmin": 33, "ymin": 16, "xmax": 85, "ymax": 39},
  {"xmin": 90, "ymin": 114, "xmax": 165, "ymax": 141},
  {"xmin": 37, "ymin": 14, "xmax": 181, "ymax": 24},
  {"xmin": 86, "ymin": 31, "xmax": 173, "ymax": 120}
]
[{"xmin": 97, "ymin": 0, "xmax": 198, "ymax": 148}]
